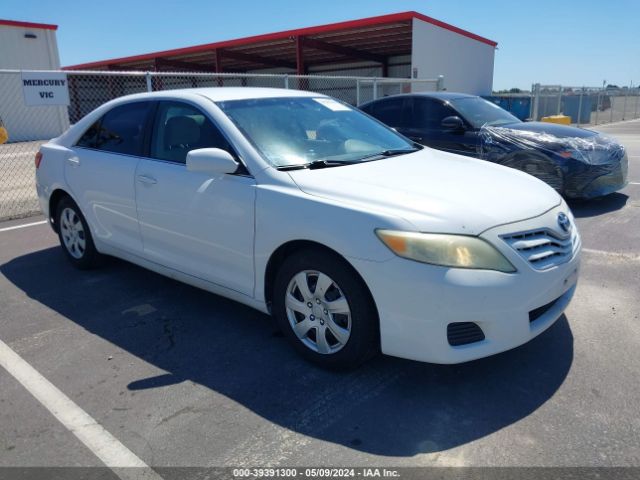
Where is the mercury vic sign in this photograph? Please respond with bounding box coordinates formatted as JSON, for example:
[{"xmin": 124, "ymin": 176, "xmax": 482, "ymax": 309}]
[{"xmin": 22, "ymin": 72, "xmax": 70, "ymax": 106}]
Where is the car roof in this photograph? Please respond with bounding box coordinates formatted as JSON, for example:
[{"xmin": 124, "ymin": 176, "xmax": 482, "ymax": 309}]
[
  {"xmin": 413, "ymin": 92, "xmax": 477, "ymax": 101},
  {"xmin": 116, "ymin": 87, "xmax": 323, "ymax": 103},
  {"xmin": 361, "ymin": 91, "xmax": 477, "ymax": 106}
]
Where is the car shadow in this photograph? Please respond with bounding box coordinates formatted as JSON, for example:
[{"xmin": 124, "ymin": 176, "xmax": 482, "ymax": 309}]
[
  {"xmin": 1, "ymin": 247, "xmax": 574, "ymax": 457},
  {"xmin": 568, "ymin": 192, "xmax": 628, "ymax": 218}
]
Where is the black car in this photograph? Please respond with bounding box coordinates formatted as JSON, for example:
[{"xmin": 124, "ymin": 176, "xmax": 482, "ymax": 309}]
[{"xmin": 360, "ymin": 93, "xmax": 628, "ymax": 198}]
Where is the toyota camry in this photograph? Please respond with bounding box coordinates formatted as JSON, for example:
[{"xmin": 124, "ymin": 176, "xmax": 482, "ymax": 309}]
[{"xmin": 35, "ymin": 88, "xmax": 581, "ymax": 368}]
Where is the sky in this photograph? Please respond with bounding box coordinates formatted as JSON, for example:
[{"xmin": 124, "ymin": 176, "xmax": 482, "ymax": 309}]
[{"xmin": 2, "ymin": 0, "xmax": 639, "ymax": 90}]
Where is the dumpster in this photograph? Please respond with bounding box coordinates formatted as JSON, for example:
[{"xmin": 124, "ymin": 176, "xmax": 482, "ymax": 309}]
[
  {"xmin": 562, "ymin": 95, "xmax": 592, "ymax": 124},
  {"xmin": 508, "ymin": 97, "xmax": 532, "ymax": 120},
  {"xmin": 484, "ymin": 96, "xmax": 510, "ymax": 111},
  {"xmin": 483, "ymin": 96, "xmax": 532, "ymax": 121},
  {"xmin": 541, "ymin": 115, "xmax": 571, "ymax": 125}
]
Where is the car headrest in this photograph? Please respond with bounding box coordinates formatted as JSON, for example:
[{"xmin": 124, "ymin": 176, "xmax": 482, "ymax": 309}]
[
  {"xmin": 165, "ymin": 115, "xmax": 200, "ymax": 147},
  {"xmin": 316, "ymin": 120, "xmax": 344, "ymax": 142}
]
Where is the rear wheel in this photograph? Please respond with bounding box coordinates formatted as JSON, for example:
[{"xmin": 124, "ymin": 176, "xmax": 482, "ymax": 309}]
[
  {"xmin": 273, "ymin": 249, "xmax": 379, "ymax": 369},
  {"xmin": 504, "ymin": 153, "xmax": 564, "ymax": 194},
  {"xmin": 56, "ymin": 196, "xmax": 103, "ymax": 269}
]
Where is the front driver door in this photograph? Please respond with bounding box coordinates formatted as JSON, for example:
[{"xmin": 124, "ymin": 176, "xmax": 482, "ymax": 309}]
[
  {"xmin": 134, "ymin": 100, "xmax": 256, "ymax": 296},
  {"xmin": 402, "ymin": 98, "xmax": 479, "ymax": 157}
]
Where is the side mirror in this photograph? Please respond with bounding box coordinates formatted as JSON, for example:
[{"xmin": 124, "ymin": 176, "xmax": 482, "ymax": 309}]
[
  {"xmin": 186, "ymin": 148, "xmax": 238, "ymax": 175},
  {"xmin": 441, "ymin": 116, "xmax": 465, "ymax": 131}
]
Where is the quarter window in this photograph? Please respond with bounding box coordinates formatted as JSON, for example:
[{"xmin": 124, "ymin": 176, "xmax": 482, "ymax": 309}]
[
  {"xmin": 150, "ymin": 101, "xmax": 232, "ymax": 164},
  {"xmin": 76, "ymin": 121, "xmax": 100, "ymax": 148}
]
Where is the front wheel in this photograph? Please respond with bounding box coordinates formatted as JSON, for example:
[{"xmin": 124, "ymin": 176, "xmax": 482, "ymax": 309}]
[
  {"xmin": 272, "ymin": 249, "xmax": 379, "ymax": 369},
  {"xmin": 56, "ymin": 196, "xmax": 103, "ymax": 269}
]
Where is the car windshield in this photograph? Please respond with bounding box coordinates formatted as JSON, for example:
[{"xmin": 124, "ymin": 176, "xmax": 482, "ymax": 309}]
[
  {"xmin": 216, "ymin": 96, "xmax": 416, "ymax": 167},
  {"xmin": 450, "ymin": 97, "xmax": 521, "ymax": 128}
]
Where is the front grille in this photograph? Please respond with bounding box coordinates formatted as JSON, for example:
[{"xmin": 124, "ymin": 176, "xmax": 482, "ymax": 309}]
[
  {"xmin": 501, "ymin": 229, "xmax": 575, "ymax": 270},
  {"xmin": 447, "ymin": 322, "xmax": 485, "ymax": 346},
  {"xmin": 529, "ymin": 295, "xmax": 561, "ymax": 323}
]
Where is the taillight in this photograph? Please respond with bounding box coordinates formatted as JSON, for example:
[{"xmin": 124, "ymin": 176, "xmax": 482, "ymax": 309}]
[{"xmin": 35, "ymin": 151, "xmax": 43, "ymax": 169}]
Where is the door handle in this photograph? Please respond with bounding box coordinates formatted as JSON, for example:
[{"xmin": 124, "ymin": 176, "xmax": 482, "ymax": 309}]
[
  {"xmin": 66, "ymin": 156, "xmax": 80, "ymax": 167},
  {"xmin": 136, "ymin": 175, "xmax": 157, "ymax": 185}
]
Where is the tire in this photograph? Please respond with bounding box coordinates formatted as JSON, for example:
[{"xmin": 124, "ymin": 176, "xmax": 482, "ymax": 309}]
[
  {"xmin": 56, "ymin": 196, "xmax": 103, "ymax": 269},
  {"xmin": 272, "ymin": 248, "xmax": 379, "ymax": 369},
  {"xmin": 503, "ymin": 153, "xmax": 564, "ymax": 194}
]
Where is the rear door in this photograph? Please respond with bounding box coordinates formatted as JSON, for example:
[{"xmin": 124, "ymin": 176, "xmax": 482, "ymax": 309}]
[
  {"xmin": 402, "ymin": 97, "xmax": 479, "ymax": 156},
  {"xmin": 134, "ymin": 100, "xmax": 256, "ymax": 296},
  {"xmin": 65, "ymin": 101, "xmax": 154, "ymax": 254}
]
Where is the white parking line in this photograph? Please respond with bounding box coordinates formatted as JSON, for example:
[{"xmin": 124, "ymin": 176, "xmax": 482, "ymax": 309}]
[
  {"xmin": 0, "ymin": 338, "xmax": 162, "ymax": 480},
  {"xmin": 0, "ymin": 220, "xmax": 47, "ymax": 232},
  {"xmin": 582, "ymin": 248, "xmax": 640, "ymax": 262}
]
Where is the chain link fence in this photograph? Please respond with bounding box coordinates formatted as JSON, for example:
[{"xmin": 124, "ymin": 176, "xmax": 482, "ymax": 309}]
[
  {"xmin": 0, "ymin": 69, "xmax": 441, "ymax": 221},
  {"xmin": 489, "ymin": 84, "xmax": 640, "ymax": 126},
  {"xmin": 4, "ymin": 69, "xmax": 637, "ymax": 223}
]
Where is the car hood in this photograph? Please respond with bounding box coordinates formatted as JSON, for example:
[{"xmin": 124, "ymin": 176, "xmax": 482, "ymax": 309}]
[
  {"xmin": 480, "ymin": 122, "xmax": 622, "ymax": 163},
  {"xmin": 287, "ymin": 148, "xmax": 561, "ymax": 235},
  {"xmin": 503, "ymin": 121, "xmax": 598, "ymax": 139}
]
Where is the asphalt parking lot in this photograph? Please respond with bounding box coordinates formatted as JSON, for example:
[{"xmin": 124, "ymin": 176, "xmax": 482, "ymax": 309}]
[{"xmin": 0, "ymin": 120, "xmax": 639, "ymax": 474}]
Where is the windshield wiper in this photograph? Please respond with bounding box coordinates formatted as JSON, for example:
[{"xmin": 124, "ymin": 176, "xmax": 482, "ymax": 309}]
[
  {"xmin": 276, "ymin": 145, "xmax": 423, "ymax": 171},
  {"xmin": 356, "ymin": 147, "xmax": 421, "ymax": 162},
  {"xmin": 276, "ymin": 159, "xmax": 359, "ymax": 171}
]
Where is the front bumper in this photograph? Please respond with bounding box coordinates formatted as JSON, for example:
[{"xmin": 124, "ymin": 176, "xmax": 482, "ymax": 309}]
[
  {"xmin": 565, "ymin": 152, "xmax": 628, "ymax": 199},
  {"xmin": 351, "ymin": 205, "xmax": 581, "ymax": 364}
]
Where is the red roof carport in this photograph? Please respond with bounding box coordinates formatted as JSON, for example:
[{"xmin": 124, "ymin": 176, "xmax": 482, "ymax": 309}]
[{"xmin": 64, "ymin": 11, "xmax": 496, "ymax": 75}]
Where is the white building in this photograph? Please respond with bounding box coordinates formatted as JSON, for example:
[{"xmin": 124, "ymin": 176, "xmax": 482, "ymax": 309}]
[
  {"xmin": 411, "ymin": 16, "xmax": 495, "ymax": 95},
  {"xmin": 0, "ymin": 19, "xmax": 69, "ymax": 141},
  {"xmin": 0, "ymin": 19, "xmax": 61, "ymax": 70}
]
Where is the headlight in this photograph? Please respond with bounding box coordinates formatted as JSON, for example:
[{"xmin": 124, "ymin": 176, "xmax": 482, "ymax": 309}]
[
  {"xmin": 559, "ymin": 135, "xmax": 623, "ymax": 165},
  {"xmin": 563, "ymin": 148, "xmax": 616, "ymax": 165},
  {"xmin": 376, "ymin": 230, "xmax": 516, "ymax": 273}
]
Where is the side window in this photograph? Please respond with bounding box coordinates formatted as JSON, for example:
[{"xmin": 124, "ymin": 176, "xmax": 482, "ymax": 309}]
[
  {"xmin": 412, "ymin": 98, "xmax": 457, "ymax": 129},
  {"xmin": 94, "ymin": 102, "xmax": 152, "ymax": 156},
  {"xmin": 150, "ymin": 101, "xmax": 232, "ymax": 164},
  {"xmin": 76, "ymin": 121, "xmax": 100, "ymax": 148},
  {"xmin": 372, "ymin": 98, "xmax": 405, "ymax": 128}
]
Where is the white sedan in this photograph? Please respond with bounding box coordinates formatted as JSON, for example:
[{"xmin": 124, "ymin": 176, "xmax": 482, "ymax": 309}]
[{"xmin": 35, "ymin": 88, "xmax": 581, "ymax": 368}]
